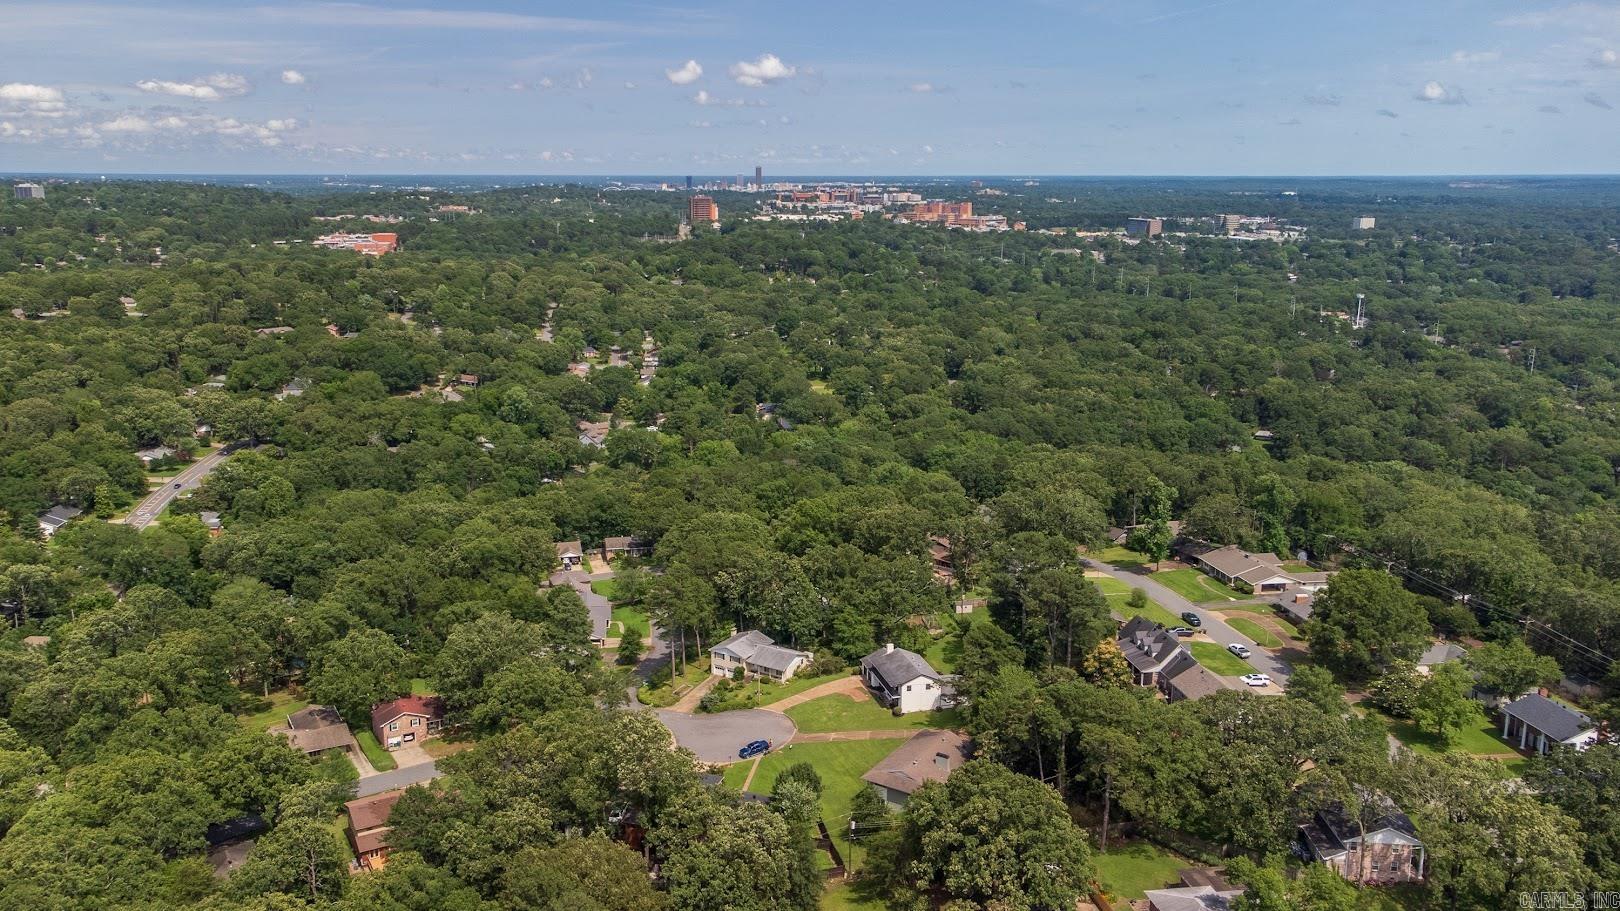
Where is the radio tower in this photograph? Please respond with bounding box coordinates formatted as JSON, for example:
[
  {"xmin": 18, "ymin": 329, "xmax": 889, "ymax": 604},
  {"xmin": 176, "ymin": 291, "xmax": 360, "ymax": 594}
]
[{"xmin": 1351, "ymin": 293, "xmax": 1368, "ymax": 330}]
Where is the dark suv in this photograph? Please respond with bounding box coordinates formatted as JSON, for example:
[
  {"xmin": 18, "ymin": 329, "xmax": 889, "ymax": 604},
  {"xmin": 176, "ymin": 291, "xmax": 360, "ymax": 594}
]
[{"xmin": 1180, "ymin": 611, "xmax": 1202, "ymax": 627}]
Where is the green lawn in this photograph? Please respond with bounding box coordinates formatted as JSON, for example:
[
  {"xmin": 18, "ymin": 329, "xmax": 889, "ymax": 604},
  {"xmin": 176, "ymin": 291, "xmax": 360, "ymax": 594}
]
[
  {"xmin": 355, "ymin": 730, "xmax": 398, "ymax": 772},
  {"xmin": 923, "ymin": 624, "xmax": 964, "ymax": 674},
  {"xmin": 1151, "ymin": 569, "xmax": 1245, "ymax": 603},
  {"xmin": 1272, "ymin": 617, "xmax": 1302, "ymax": 638},
  {"xmin": 1210, "ymin": 602, "xmax": 1274, "ymax": 613},
  {"xmin": 409, "ymin": 677, "xmax": 434, "ymax": 695},
  {"xmin": 821, "ymin": 881, "xmax": 889, "ymax": 911},
  {"xmin": 590, "ymin": 578, "xmax": 618, "ymax": 600},
  {"xmin": 1094, "ymin": 842, "xmax": 1187, "ymax": 901},
  {"xmin": 1093, "ymin": 546, "xmax": 1148, "ymax": 568},
  {"xmin": 1096, "ymin": 577, "xmax": 1184, "ymax": 627},
  {"xmin": 1188, "ymin": 640, "xmax": 1254, "ymax": 676},
  {"xmin": 1368, "ymin": 707, "xmax": 1518, "ymax": 759},
  {"xmin": 721, "ymin": 738, "xmax": 904, "ymax": 868},
  {"xmin": 785, "ymin": 694, "xmax": 962, "ymax": 733},
  {"xmin": 612, "ymin": 606, "xmax": 649, "ymax": 640},
  {"xmin": 237, "ymin": 691, "xmax": 310, "ymax": 733},
  {"xmin": 637, "ymin": 657, "xmax": 710, "ymax": 707},
  {"xmin": 709, "ymin": 670, "xmax": 854, "ymax": 712},
  {"xmin": 1226, "ymin": 617, "xmax": 1283, "ymax": 648},
  {"xmin": 330, "ymin": 814, "xmax": 357, "ymax": 865}
]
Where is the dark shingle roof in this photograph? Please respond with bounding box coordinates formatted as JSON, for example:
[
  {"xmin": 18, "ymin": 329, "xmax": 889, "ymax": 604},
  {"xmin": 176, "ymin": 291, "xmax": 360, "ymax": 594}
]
[
  {"xmin": 1502, "ymin": 693, "xmax": 1593, "ymax": 743},
  {"xmin": 860, "ymin": 645, "xmax": 939, "ymax": 687},
  {"xmin": 861, "ymin": 730, "xmax": 971, "ymax": 796}
]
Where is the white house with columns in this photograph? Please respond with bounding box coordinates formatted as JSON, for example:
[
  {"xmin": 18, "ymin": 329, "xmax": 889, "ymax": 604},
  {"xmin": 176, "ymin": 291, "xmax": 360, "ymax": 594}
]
[{"xmin": 1499, "ymin": 693, "xmax": 1600, "ymax": 755}]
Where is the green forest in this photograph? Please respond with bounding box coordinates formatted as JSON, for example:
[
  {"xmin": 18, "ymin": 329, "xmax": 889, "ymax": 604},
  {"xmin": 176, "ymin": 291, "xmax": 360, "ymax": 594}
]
[{"xmin": 1, "ymin": 176, "xmax": 1617, "ymax": 911}]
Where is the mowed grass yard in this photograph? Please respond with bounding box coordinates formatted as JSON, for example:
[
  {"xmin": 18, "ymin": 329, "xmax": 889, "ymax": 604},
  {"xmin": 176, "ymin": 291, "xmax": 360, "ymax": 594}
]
[
  {"xmin": 785, "ymin": 694, "xmax": 962, "ymax": 733},
  {"xmin": 1226, "ymin": 617, "xmax": 1283, "ymax": 648},
  {"xmin": 722, "ymin": 738, "xmax": 905, "ymax": 870},
  {"xmin": 237, "ymin": 691, "xmax": 310, "ymax": 733},
  {"xmin": 1188, "ymin": 640, "xmax": 1254, "ymax": 676},
  {"xmin": 1092, "ymin": 545, "xmax": 1148, "ymax": 568},
  {"xmin": 1094, "ymin": 576, "xmax": 1182, "ymax": 628},
  {"xmin": 1094, "ymin": 842, "xmax": 1187, "ymax": 901},
  {"xmin": 612, "ymin": 606, "xmax": 650, "ymax": 640},
  {"xmin": 1150, "ymin": 568, "xmax": 1245, "ymax": 603},
  {"xmin": 1365, "ymin": 706, "xmax": 1519, "ymax": 759}
]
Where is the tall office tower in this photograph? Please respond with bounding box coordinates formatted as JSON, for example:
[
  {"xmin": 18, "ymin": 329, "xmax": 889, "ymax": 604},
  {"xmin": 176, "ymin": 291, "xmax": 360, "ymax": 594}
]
[
  {"xmin": 685, "ymin": 176, "xmax": 693, "ymax": 192},
  {"xmin": 1126, "ymin": 217, "xmax": 1163, "ymax": 238},
  {"xmin": 755, "ymin": 165, "xmax": 763, "ymax": 188}
]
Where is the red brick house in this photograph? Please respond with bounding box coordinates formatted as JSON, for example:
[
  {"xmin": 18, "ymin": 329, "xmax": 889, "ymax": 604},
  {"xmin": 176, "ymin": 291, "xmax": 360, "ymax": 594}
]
[
  {"xmin": 345, "ymin": 790, "xmax": 404, "ymax": 870},
  {"xmin": 370, "ymin": 695, "xmax": 445, "ymax": 751}
]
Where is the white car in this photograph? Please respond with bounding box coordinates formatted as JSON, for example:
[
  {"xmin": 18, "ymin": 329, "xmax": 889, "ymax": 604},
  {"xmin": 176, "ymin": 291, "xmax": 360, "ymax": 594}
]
[
  {"xmin": 1227, "ymin": 643, "xmax": 1252, "ymax": 659},
  {"xmin": 1240, "ymin": 673, "xmax": 1272, "ymax": 687}
]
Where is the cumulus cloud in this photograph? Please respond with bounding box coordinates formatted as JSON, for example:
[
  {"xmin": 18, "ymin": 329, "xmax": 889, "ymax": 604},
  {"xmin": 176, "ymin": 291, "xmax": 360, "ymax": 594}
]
[
  {"xmin": 1377, "ymin": 108, "xmax": 1400, "ymax": 118},
  {"xmin": 136, "ymin": 73, "xmax": 251, "ymax": 100},
  {"xmin": 1415, "ymin": 81, "xmax": 1466, "ymax": 104},
  {"xmin": 1304, "ymin": 93, "xmax": 1341, "ymax": 106},
  {"xmin": 665, "ymin": 59, "xmax": 702, "ymax": 85},
  {"xmin": 1592, "ymin": 49, "xmax": 1620, "ymax": 68},
  {"xmin": 1585, "ymin": 91, "xmax": 1613, "ymax": 109},
  {"xmin": 910, "ymin": 82, "xmax": 935, "ymax": 93},
  {"xmin": 281, "ymin": 69, "xmax": 307, "ymax": 85},
  {"xmin": 0, "ymin": 82, "xmax": 68, "ymax": 116},
  {"xmin": 100, "ymin": 114, "xmax": 152, "ymax": 133},
  {"xmin": 730, "ymin": 53, "xmax": 795, "ymax": 87}
]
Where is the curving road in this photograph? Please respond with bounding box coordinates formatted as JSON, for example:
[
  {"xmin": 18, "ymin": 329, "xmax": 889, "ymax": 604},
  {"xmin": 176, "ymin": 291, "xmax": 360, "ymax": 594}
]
[
  {"xmin": 656, "ymin": 709, "xmax": 796, "ymax": 764},
  {"xmin": 121, "ymin": 443, "xmax": 246, "ymax": 530},
  {"xmin": 1086, "ymin": 559, "xmax": 1293, "ymax": 690}
]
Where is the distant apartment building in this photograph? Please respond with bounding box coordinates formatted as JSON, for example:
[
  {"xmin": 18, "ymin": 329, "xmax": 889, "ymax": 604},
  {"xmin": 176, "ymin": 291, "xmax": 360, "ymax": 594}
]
[
  {"xmin": 1126, "ymin": 217, "xmax": 1163, "ymax": 238},
  {"xmin": 1352, "ymin": 215, "xmax": 1376, "ymax": 230},
  {"xmin": 313, "ymin": 232, "xmax": 398, "ymax": 256},
  {"xmin": 900, "ymin": 200, "xmax": 1014, "ymax": 232},
  {"xmin": 13, "ymin": 183, "xmax": 45, "ymax": 200},
  {"xmin": 1218, "ymin": 213, "xmax": 1243, "ymax": 234},
  {"xmin": 688, "ymin": 195, "xmax": 719, "ymax": 224}
]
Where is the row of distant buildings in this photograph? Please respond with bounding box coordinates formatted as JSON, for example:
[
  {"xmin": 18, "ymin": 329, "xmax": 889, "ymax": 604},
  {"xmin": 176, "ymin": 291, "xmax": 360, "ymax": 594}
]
[
  {"xmin": 312, "ymin": 231, "xmax": 398, "ymax": 256},
  {"xmin": 1126, "ymin": 213, "xmax": 1373, "ymax": 239}
]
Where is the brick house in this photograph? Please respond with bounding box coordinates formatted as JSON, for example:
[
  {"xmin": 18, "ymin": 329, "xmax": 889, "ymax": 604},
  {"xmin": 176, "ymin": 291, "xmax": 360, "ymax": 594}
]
[
  {"xmin": 370, "ymin": 695, "xmax": 445, "ymax": 750},
  {"xmin": 1297, "ymin": 793, "xmax": 1425, "ymax": 885}
]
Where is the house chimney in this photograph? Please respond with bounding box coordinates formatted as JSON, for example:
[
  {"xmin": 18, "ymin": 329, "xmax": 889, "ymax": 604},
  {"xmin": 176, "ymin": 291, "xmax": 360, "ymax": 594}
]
[{"xmin": 884, "ymin": 643, "xmax": 895, "ymax": 654}]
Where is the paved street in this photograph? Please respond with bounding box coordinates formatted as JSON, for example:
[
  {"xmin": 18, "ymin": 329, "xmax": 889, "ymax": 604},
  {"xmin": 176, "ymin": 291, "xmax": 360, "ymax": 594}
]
[
  {"xmin": 120, "ymin": 443, "xmax": 244, "ymax": 530},
  {"xmin": 655, "ymin": 709, "xmax": 796, "ymax": 764},
  {"xmin": 1086, "ymin": 559, "xmax": 1293, "ymax": 688},
  {"xmin": 355, "ymin": 759, "xmax": 440, "ymax": 796}
]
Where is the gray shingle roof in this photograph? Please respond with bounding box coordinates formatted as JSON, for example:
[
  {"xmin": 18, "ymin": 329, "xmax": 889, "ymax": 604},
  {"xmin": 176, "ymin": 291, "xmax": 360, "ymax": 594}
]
[
  {"xmin": 713, "ymin": 630, "xmax": 774, "ymax": 660},
  {"xmin": 861, "ymin": 730, "xmax": 971, "ymax": 796},
  {"xmin": 860, "ymin": 645, "xmax": 939, "ymax": 687},
  {"xmin": 1502, "ymin": 693, "xmax": 1593, "ymax": 743},
  {"xmin": 1117, "ymin": 616, "xmax": 1184, "ymax": 673},
  {"xmin": 1161, "ymin": 651, "xmax": 1231, "ymax": 700},
  {"xmin": 747, "ymin": 644, "xmax": 810, "ymax": 673}
]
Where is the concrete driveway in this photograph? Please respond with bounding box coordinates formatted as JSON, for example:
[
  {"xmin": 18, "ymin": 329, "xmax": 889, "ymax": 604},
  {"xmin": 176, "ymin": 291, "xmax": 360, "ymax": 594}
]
[
  {"xmin": 355, "ymin": 760, "xmax": 440, "ymax": 797},
  {"xmin": 656, "ymin": 709, "xmax": 796, "ymax": 764},
  {"xmin": 1086, "ymin": 559, "xmax": 1294, "ymax": 687}
]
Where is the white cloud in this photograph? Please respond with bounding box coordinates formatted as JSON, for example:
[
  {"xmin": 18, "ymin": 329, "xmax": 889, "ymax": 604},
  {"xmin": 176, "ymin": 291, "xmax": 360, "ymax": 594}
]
[
  {"xmin": 1592, "ymin": 48, "xmax": 1620, "ymax": 68},
  {"xmin": 101, "ymin": 114, "xmax": 153, "ymax": 133},
  {"xmin": 666, "ymin": 59, "xmax": 703, "ymax": 85},
  {"xmin": 910, "ymin": 82, "xmax": 934, "ymax": 93},
  {"xmin": 1450, "ymin": 50, "xmax": 1500, "ymax": 64},
  {"xmin": 730, "ymin": 53, "xmax": 795, "ymax": 87},
  {"xmin": 136, "ymin": 73, "xmax": 251, "ymax": 100},
  {"xmin": 1415, "ymin": 81, "xmax": 1467, "ymax": 104},
  {"xmin": 624, "ymin": 81, "xmax": 637, "ymax": 90},
  {"xmin": 0, "ymin": 82, "xmax": 68, "ymax": 117},
  {"xmin": 281, "ymin": 69, "xmax": 307, "ymax": 85}
]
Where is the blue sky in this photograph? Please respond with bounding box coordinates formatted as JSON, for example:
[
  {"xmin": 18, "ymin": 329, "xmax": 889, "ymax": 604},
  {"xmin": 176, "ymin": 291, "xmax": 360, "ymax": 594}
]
[{"xmin": 3, "ymin": 0, "xmax": 1619, "ymax": 175}]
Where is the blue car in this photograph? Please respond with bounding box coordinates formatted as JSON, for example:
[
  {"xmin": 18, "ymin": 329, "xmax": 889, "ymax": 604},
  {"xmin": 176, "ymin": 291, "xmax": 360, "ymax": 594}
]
[{"xmin": 738, "ymin": 739, "xmax": 771, "ymax": 760}]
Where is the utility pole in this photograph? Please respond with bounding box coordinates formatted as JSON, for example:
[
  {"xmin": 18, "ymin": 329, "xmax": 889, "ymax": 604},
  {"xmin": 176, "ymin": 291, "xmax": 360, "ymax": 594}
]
[{"xmin": 1527, "ymin": 348, "xmax": 1537, "ymax": 373}]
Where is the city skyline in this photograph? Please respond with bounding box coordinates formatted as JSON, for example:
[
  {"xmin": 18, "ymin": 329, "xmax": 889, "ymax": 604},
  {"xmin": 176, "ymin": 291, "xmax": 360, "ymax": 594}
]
[{"xmin": 3, "ymin": 0, "xmax": 1620, "ymax": 175}]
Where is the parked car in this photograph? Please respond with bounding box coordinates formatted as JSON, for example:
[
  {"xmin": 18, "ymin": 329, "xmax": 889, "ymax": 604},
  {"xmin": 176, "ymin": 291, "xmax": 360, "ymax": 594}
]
[
  {"xmin": 1168, "ymin": 626, "xmax": 1196, "ymax": 637},
  {"xmin": 738, "ymin": 739, "xmax": 771, "ymax": 760},
  {"xmin": 1180, "ymin": 611, "xmax": 1201, "ymax": 627},
  {"xmin": 1240, "ymin": 673, "xmax": 1272, "ymax": 687},
  {"xmin": 1227, "ymin": 643, "xmax": 1252, "ymax": 659}
]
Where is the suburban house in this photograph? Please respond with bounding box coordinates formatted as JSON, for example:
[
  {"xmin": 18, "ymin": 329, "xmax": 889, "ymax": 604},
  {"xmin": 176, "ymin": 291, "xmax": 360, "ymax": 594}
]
[
  {"xmin": 370, "ymin": 694, "xmax": 446, "ymax": 751},
  {"xmin": 555, "ymin": 540, "xmax": 585, "ymax": 570},
  {"xmin": 1415, "ymin": 641, "xmax": 1468, "ymax": 675},
  {"xmin": 37, "ymin": 505, "xmax": 82, "ymax": 538},
  {"xmin": 928, "ymin": 535, "xmax": 956, "ymax": 585},
  {"xmin": 861, "ymin": 729, "xmax": 972, "ymax": 810},
  {"xmin": 1118, "ymin": 616, "xmax": 1190, "ymax": 687},
  {"xmin": 861, "ymin": 644, "xmax": 950, "ymax": 714},
  {"xmin": 204, "ymin": 814, "xmax": 266, "ymax": 878},
  {"xmin": 200, "ymin": 511, "xmax": 223, "ymax": 536},
  {"xmin": 268, "ymin": 705, "xmax": 357, "ymax": 757},
  {"xmin": 1182, "ymin": 543, "xmax": 1333, "ymax": 594},
  {"xmin": 710, "ymin": 630, "xmax": 814, "ymax": 682},
  {"xmin": 1297, "ymin": 793, "xmax": 1425, "ymax": 885},
  {"xmin": 135, "ymin": 445, "xmax": 176, "ymax": 466},
  {"xmin": 1145, "ymin": 884, "xmax": 1243, "ymax": 911},
  {"xmin": 601, "ymin": 536, "xmax": 653, "ymax": 561},
  {"xmin": 576, "ymin": 420, "xmax": 611, "ymax": 447},
  {"xmin": 1103, "ymin": 520, "xmax": 1186, "ymax": 547},
  {"xmin": 345, "ymin": 790, "xmax": 404, "ymax": 870},
  {"xmin": 1500, "ymin": 693, "xmax": 1600, "ymax": 755},
  {"xmin": 1159, "ymin": 650, "xmax": 1233, "ymax": 702}
]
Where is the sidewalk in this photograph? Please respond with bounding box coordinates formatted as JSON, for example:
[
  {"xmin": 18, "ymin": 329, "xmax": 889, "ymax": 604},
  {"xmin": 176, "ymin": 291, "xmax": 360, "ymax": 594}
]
[{"xmin": 789, "ymin": 730, "xmax": 916, "ymax": 744}]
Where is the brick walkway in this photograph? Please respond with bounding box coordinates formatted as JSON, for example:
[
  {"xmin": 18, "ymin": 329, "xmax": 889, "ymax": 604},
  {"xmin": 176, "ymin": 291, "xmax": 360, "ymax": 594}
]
[{"xmin": 760, "ymin": 675, "xmax": 868, "ymax": 713}]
